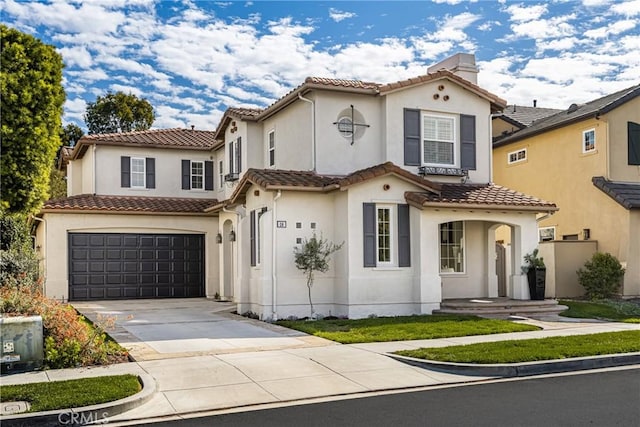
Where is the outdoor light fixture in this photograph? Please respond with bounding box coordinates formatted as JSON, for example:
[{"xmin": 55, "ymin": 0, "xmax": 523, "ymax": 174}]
[
  {"xmin": 216, "ymin": 233, "xmax": 222, "ymax": 244},
  {"xmin": 229, "ymin": 230, "xmax": 236, "ymax": 242}
]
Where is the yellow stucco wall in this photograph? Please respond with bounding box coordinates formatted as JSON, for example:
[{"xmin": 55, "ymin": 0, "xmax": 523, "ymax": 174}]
[{"xmin": 493, "ymin": 107, "xmax": 639, "ymax": 296}]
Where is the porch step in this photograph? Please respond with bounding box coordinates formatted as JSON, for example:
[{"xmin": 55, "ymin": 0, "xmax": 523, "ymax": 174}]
[{"xmin": 433, "ymin": 298, "xmax": 569, "ymax": 319}]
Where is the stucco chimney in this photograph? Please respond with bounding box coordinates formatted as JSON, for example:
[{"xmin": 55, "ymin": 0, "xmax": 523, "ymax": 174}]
[{"xmin": 427, "ymin": 53, "xmax": 478, "ymax": 84}]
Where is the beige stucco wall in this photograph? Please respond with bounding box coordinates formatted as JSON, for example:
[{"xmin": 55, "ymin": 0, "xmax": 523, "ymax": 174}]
[
  {"xmin": 538, "ymin": 240, "xmax": 598, "ymax": 298},
  {"xmin": 606, "ymin": 97, "xmax": 640, "ymax": 182},
  {"xmin": 493, "ymin": 113, "xmax": 639, "ymax": 296},
  {"xmin": 492, "ymin": 117, "xmax": 521, "ymax": 140},
  {"xmin": 383, "ymin": 78, "xmax": 493, "ymax": 184},
  {"xmin": 36, "ymin": 212, "xmax": 219, "ymax": 301}
]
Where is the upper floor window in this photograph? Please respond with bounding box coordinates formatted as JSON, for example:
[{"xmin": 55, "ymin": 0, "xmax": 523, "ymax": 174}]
[
  {"xmin": 583, "ymin": 129, "xmax": 596, "ymax": 153},
  {"xmin": 191, "ymin": 161, "xmax": 204, "ymax": 190},
  {"xmin": 227, "ymin": 137, "xmax": 241, "ymax": 180},
  {"xmin": 440, "ymin": 221, "xmax": 464, "ymax": 273},
  {"xmin": 268, "ymin": 130, "xmax": 275, "ymax": 167},
  {"xmin": 423, "ymin": 114, "xmax": 456, "ymax": 166},
  {"xmin": 131, "ymin": 157, "xmax": 146, "ymax": 188},
  {"xmin": 121, "ymin": 156, "xmax": 155, "ymax": 189},
  {"xmin": 181, "ymin": 160, "xmax": 213, "ymax": 191},
  {"xmin": 628, "ymin": 121, "xmax": 640, "ymax": 165},
  {"xmin": 219, "ymin": 160, "xmax": 224, "ymax": 189},
  {"xmin": 508, "ymin": 148, "xmax": 527, "ymax": 164}
]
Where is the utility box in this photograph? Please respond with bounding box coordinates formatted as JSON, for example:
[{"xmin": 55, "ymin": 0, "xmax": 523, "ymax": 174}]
[{"xmin": 1, "ymin": 316, "xmax": 44, "ymax": 374}]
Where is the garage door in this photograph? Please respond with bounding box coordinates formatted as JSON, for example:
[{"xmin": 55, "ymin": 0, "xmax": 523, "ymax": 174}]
[{"xmin": 68, "ymin": 233, "xmax": 205, "ymax": 300}]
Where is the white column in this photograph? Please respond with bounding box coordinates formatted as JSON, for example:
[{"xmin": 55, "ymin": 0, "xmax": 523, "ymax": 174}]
[
  {"xmin": 419, "ymin": 214, "xmax": 442, "ymax": 313},
  {"xmin": 487, "ymin": 224, "xmax": 499, "ymax": 298}
]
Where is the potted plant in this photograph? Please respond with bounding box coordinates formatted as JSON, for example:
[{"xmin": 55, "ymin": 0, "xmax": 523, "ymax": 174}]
[{"xmin": 522, "ymin": 249, "xmax": 546, "ymax": 300}]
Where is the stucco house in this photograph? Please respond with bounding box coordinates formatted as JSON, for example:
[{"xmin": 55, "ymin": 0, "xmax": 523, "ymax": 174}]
[
  {"xmin": 35, "ymin": 53, "xmax": 558, "ymax": 319},
  {"xmin": 493, "ymin": 84, "xmax": 640, "ymax": 298}
]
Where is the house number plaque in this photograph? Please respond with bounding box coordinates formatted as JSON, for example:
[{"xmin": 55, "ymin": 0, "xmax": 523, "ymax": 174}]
[{"xmin": 276, "ymin": 221, "xmax": 287, "ymax": 228}]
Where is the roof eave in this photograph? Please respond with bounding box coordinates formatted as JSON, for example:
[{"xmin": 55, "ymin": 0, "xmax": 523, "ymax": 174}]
[
  {"xmin": 39, "ymin": 208, "xmax": 216, "ymax": 216},
  {"xmin": 417, "ymin": 202, "xmax": 558, "ymax": 212}
]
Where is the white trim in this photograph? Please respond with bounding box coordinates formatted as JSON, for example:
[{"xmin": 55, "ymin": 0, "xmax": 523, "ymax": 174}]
[
  {"xmin": 268, "ymin": 129, "xmax": 275, "ymax": 168},
  {"xmin": 190, "ymin": 160, "xmax": 204, "ymax": 190},
  {"xmin": 421, "ymin": 112, "xmax": 457, "ymax": 168},
  {"xmin": 130, "ymin": 157, "xmax": 146, "ymax": 189},
  {"xmin": 439, "ymin": 220, "xmax": 465, "ymax": 274},
  {"xmin": 376, "ymin": 204, "xmax": 395, "ymax": 266},
  {"xmin": 507, "ymin": 148, "xmax": 527, "ymax": 164},
  {"xmin": 582, "ymin": 128, "xmax": 596, "ymax": 153}
]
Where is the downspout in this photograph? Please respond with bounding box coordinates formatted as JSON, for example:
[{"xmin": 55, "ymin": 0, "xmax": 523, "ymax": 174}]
[
  {"xmin": 298, "ymin": 93, "xmax": 316, "ymax": 171},
  {"xmin": 272, "ymin": 190, "xmax": 282, "ymax": 321},
  {"xmin": 31, "ymin": 216, "xmax": 47, "ymax": 295}
]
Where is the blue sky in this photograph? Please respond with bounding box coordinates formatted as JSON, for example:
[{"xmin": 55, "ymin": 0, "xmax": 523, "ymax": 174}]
[{"xmin": 2, "ymin": 0, "xmax": 639, "ymax": 131}]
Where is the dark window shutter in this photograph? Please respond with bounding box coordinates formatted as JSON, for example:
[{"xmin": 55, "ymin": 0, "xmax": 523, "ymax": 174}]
[
  {"xmin": 237, "ymin": 137, "xmax": 242, "ymax": 173},
  {"xmin": 460, "ymin": 114, "xmax": 476, "ymax": 170},
  {"xmin": 397, "ymin": 204, "xmax": 411, "ymax": 267},
  {"xmin": 363, "ymin": 203, "xmax": 376, "ymax": 267},
  {"xmin": 205, "ymin": 161, "xmax": 214, "ymax": 190},
  {"xmin": 121, "ymin": 156, "xmax": 130, "ymax": 188},
  {"xmin": 146, "ymin": 158, "xmax": 155, "ymax": 189},
  {"xmin": 404, "ymin": 109, "xmax": 421, "ymax": 166},
  {"xmin": 229, "ymin": 142, "xmax": 234, "ymax": 174},
  {"xmin": 250, "ymin": 210, "xmax": 256, "ymax": 267},
  {"xmin": 181, "ymin": 160, "xmax": 190, "ymax": 190},
  {"xmin": 628, "ymin": 122, "xmax": 640, "ymax": 165}
]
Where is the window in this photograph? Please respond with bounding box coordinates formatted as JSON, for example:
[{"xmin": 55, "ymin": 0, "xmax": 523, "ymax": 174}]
[
  {"xmin": 121, "ymin": 156, "xmax": 154, "ymax": 189},
  {"xmin": 539, "ymin": 227, "xmax": 555, "ymax": 242},
  {"xmin": 583, "ymin": 129, "xmax": 596, "ymax": 153},
  {"xmin": 363, "ymin": 203, "xmax": 410, "ymax": 268},
  {"xmin": 219, "ymin": 160, "xmax": 224, "ymax": 189},
  {"xmin": 440, "ymin": 221, "xmax": 464, "ymax": 273},
  {"xmin": 130, "ymin": 157, "xmax": 146, "ymax": 188},
  {"xmin": 268, "ymin": 130, "xmax": 275, "ymax": 167},
  {"xmin": 628, "ymin": 121, "xmax": 640, "ymax": 165},
  {"xmin": 508, "ymin": 148, "xmax": 527, "ymax": 164},
  {"xmin": 337, "ymin": 117, "xmax": 353, "ymax": 139},
  {"xmin": 423, "ymin": 114, "xmax": 455, "ymax": 166},
  {"xmin": 377, "ymin": 206, "xmax": 392, "ymax": 264},
  {"xmin": 250, "ymin": 209, "xmax": 263, "ymax": 266},
  {"xmin": 191, "ymin": 161, "xmax": 204, "ymax": 190},
  {"xmin": 229, "ymin": 138, "xmax": 241, "ymax": 174},
  {"xmin": 182, "ymin": 160, "xmax": 213, "ymax": 190}
]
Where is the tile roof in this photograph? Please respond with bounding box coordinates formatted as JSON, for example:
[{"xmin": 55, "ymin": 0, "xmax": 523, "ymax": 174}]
[
  {"xmin": 592, "ymin": 177, "xmax": 640, "ymax": 209},
  {"xmin": 337, "ymin": 162, "xmax": 440, "ymax": 193},
  {"xmin": 495, "ymin": 84, "xmax": 640, "ymax": 147},
  {"xmin": 41, "ymin": 194, "xmax": 218, "ymax": 214},
  {"xmin": 498, "ymin": 105, "xmax": 563, "ymax": 127},
  {"xmin": 405, "ymin": 183, "xmax": 557, "ymax": 211},
  {"xmin": 226, "ymin": 107, "xmax": 263, "ymax": 119},
  {"xmin": 73, "ymin": 128, "xmax": 218, "ymax": 159},
  {"xmin": 305, "ymin": 76, "xmax": 381, "ymax": 91}
]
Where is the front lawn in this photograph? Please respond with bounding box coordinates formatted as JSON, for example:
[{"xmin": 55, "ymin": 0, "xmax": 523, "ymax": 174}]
[
  {"xmin": 0, "ymin": 374, "xmax": 141, "ymax": 413},
  {"xmin": 276, "ymin": 314, "xmax": 540, "ymax": 344},
  {"xmin": 395, "ymin": 330, "xmax": 640, "ymax": 364},
  {"xmin": 560, "ymin": 299, "xmax": 640, "ymax": 323}
]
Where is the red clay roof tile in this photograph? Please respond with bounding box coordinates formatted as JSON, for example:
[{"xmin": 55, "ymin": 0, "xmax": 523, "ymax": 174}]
[{"xmin": 42, "ymin": 194, "xmax": 218, "ymax": 214}]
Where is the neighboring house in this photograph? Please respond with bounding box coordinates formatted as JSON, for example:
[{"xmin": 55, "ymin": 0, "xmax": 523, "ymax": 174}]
[
  {"xmin": 493, "ymin": 85, "xmax": 640, "ymax": 298},
  {"xmin": 492, "ymin": 104, "xmax": 562, "ymax": 142},
  {"xmin": 35, "ymin": 53, "xmax": 558, "ymax": 319}
]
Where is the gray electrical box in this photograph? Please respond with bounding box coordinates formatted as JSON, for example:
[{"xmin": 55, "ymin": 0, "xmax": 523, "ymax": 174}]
[{"xmin": 1, "ymin": 315, "xmax": 44, "ymax": 374}]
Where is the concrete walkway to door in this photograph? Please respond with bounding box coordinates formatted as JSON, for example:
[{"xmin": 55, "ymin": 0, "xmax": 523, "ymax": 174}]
[{"xmin": 72, "ymin": 299, "xmax": 334, "ymax": 361}]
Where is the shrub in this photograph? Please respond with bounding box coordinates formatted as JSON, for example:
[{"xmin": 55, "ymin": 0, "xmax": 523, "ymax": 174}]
[
  {"xmin": 577, "ymin": 252, "xmax": 626, "ymax": 300},
  {"xmin": 0, "ymin": 286, "xmax": 128, "ymax": 368},
  {"xmin": 0, "ymin": 215, "xmax": 40, "ymax": 290}
]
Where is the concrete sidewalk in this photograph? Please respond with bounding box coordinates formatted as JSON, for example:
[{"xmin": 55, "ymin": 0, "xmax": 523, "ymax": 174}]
[{"xmin": 1, "ymin": 317, "xmax": 639, "ymax": 426}]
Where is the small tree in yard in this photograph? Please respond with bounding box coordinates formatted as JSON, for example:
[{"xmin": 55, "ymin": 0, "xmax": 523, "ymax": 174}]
[
  {"xmin": 293, "ymin": 233, "xmax": 343, "ymax": 319},
  {"xmin": 577, "ymin": 252, "xmax": 625, "ymax": 300}
]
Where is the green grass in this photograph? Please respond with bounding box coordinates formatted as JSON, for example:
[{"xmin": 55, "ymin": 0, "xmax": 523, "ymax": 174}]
[
  {"xmin": 560, "ymin": 299, "xmax": 640, "ymax": 323},
  {"xmin": 395, "ymin": 330, "xmax": 640, "ymax": 364},
  {"xmin": 0, "ymin": 374, "xmax": 141, "ymax": 413},
  {"xmin": 276, "ymin": 314, "xmax": 540, "ymax": 344}
]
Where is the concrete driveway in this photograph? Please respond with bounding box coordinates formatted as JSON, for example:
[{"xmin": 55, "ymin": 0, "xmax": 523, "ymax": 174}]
[{"xmin": 72, "ymin": 299, "xmax": 334, "ymax": 361}]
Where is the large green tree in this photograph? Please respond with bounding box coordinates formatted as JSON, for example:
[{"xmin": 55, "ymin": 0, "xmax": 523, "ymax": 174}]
[
  {"xmin": 84, "ymin": 91, "xmax": 155, "ymax": 134},
  {"xmin": 1, "ymin": 25, "xmax": 66, "ymax": 215},
  {"xmin": 59, "ymin": 123, "xmax": 84, "ymax": 147}
]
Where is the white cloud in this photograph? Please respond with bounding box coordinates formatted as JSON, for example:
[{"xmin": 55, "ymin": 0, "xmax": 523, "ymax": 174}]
[
  {"xmin": 478, "ymin": 20, "xmax": 501, "ymax": 32},
  {"xmin": 504, "ymin": 4, "xmax": 548, "ymax": 22},
  {"xmin": 509, "ymin": 13, "xmax": 576, "ymax": 40},
  {"xmin": 585, "ymin": 19, "xmax": 637, "ymax": 38},
  {"xmin": 431, "ymin": 0, "xmax": 465, "ymax": 4},
  {"xmin": 328, "ymin": 8, "xmax": 356, "ymax": 23},
  {"xmin": 612, "ymin": 0, "xmax": 640, "ymax": 16},
  {"xmin": 58, "ymin": 46, "xmax": 93, "ymax": 68},
  {"xmin": 109, "ymin": 84, "xmax": 143, "ymax": 97},
  {"xmin": 536, "ymin": 37, "xmax": 580, "ymax": 52}
]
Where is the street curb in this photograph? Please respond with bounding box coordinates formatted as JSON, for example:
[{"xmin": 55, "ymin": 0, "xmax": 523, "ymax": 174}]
[
  {"xmin": 387, "ymin": 352, "xmax": 640, "ymax": 377},
  {"xmin": 0, "ymin": 372, "xmax": 156, "ymax": 427}
]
